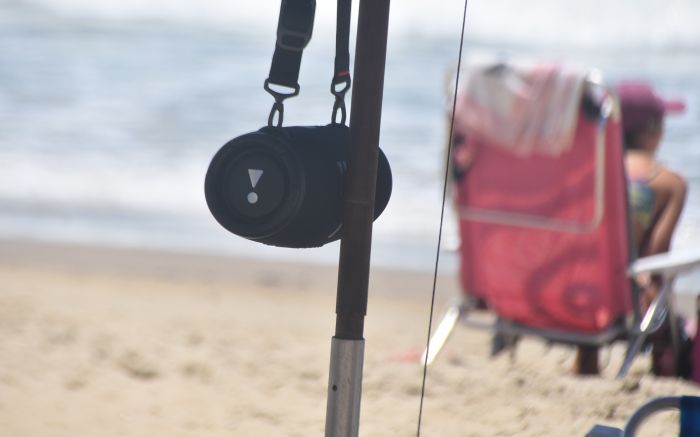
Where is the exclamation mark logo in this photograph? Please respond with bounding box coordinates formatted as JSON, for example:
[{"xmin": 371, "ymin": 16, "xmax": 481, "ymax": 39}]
[{"xmin": 247, "ymin": 169, "xmax": 263, "ymax": 204}]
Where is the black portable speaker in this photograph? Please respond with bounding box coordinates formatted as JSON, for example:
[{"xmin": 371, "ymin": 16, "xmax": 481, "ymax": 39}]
[{"xmin": 205, "ymin": 123, "xmax": 391, "ymax": 248}]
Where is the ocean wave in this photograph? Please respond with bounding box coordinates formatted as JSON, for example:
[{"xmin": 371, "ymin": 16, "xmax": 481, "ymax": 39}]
[{"xmin": 4, "ymin": 0, "xmax": 700, "ymax": 51}]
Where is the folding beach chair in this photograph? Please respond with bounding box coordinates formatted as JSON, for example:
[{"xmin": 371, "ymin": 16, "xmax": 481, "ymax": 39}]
[
  {"xmin": 423, "ymin": 61, "xmax": 700, "ymax": 377},
  {"xmin": 587, "ymin": 396, "xmax": 700, "ymax": 436}
]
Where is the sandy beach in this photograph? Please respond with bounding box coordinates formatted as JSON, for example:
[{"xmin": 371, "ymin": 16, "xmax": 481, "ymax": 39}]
[{"xmin": 1, "ymin": 238, "xmax": 698, "ymax": 436}]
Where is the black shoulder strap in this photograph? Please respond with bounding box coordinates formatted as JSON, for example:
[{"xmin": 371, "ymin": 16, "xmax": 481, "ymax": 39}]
[
  {"xmin": 265, "ymin": 0, "xmax": 316, "ymax": 126},
  {"xmin": 267, "ymin": 0, "xmax": 316, "ymax": 91}
]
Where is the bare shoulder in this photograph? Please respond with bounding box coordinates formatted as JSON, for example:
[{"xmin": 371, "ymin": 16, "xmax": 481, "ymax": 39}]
[{"xmin": 654, "ymin": 165, "xmax": 688, "ymax": 197}]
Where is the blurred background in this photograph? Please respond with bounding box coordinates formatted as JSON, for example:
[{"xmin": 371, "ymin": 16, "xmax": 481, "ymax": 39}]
[{"xmin": 1, "ymin": 0, "xmax": 699, "ymax": 281}]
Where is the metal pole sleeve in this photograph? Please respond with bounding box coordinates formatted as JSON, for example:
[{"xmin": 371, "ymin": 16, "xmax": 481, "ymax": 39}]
[
  {"xmin": 335, "ymin": 0, "xmax": 391, "ymax": 340},
  {"xmin": 324, "ymin": 338, "xmax": 365, "ymax": 437}
]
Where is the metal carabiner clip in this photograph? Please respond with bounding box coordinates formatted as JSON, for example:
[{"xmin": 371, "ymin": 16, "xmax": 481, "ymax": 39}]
[
  {"xmin": 264, "ymin": 79, "xmax": 300, "ymax": 127},
  {"xmin": 330, "ymin": 73, "xmax": 351, "ymax": 125}
]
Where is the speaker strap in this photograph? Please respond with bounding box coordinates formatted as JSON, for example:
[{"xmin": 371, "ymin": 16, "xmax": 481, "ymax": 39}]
[
  {"xmin": 331, "ymin": 0, "xmax": 352, "ymax": 125},
  {"xmin": 265, "ymin": 0, "xmax": 352, "ymax": 127},
  {"xmin": 265, "ymin": 0, "xmax": 317, "ymax": 126}
]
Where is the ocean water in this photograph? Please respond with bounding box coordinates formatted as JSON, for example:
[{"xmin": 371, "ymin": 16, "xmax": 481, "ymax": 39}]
[{"xmin": 1, "ymin": 0, "xmax": 699, "ymax": 285}]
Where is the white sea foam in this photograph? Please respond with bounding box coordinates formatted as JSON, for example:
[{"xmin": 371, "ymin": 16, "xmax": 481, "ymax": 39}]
[{"xmin": 8, "ymin": 0, "xmax": 700, "ymax": 49}]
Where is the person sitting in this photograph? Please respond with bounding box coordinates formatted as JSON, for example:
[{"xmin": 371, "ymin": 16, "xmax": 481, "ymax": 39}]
[
  {"xmin": 575, "ymin": 80, "xmax": 688, "ymax": 375},
  {"xmin": 621, "ymin": 80, "xmax": 688, "ymax": 376},
  {"xmin": 620, "ymin": 81, "xmax": 687, "ymax": 270}
]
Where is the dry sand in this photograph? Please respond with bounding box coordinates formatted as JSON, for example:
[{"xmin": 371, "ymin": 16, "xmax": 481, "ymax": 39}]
[{"xmin": 0, "ymin": 238, "xmax": 698, "ymax": 436}]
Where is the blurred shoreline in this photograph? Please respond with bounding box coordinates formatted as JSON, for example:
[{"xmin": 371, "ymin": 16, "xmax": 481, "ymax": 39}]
[{"xmin": 0, "ymin": 236, "xmax": 458, "ymax": 300}]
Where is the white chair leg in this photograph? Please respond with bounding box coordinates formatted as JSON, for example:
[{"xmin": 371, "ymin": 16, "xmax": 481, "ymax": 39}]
[
  {"xmin": 617, "ymin": 280, "xmax": 673, "ymax": 378},
  {"xmin": 421, "ymin": 300, "xmax": 466, "ymax": 367},
  {"xmin": 617, "ymin": 333, "xmax": 647, "ymax": 378}
]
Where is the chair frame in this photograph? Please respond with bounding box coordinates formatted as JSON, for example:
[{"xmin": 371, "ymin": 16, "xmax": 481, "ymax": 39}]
[{"xmin": 422, "ymin": 248, "xmax": 700, "ymax": 377}]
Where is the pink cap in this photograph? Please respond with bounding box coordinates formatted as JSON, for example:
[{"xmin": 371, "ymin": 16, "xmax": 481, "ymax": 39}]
[{"xmin": 617, "ymin": 80, "xmax": 686, "ymax": 133}]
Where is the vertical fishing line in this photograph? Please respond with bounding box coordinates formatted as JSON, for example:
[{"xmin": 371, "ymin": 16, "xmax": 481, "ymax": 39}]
[{"xmin": 416, "ymin": 0, "xmax": 470, "ymax": 435}]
